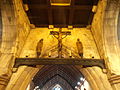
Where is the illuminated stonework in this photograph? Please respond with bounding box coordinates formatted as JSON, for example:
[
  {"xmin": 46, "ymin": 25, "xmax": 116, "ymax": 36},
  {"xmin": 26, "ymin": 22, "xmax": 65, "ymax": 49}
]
[{"xmin": 1, "ymin": 0, "xmax": 120, "ymax": 90}]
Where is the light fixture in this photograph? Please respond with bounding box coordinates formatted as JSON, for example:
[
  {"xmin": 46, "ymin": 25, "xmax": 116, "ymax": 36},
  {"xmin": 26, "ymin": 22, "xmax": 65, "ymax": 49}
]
[
  {"xmin": 75, "ymin": 86, "xmax": 77, "ymax": 89},
  {"xmin": 50, "ymin": 0, "xmax": 71, "ymax": 6},
  {"xmin": 49, "ymin": 25, "xmax": 54, "ymax": 29},
  {"xmin": 80, "ymin": 77, "xmax": 84, "ymax": 81},
  {"xmin": 92, "ymin": 5, "xmax": 97, "ymax": 13},
  {"xmin": 68, "ymin": 25, "xmax": 73, "ymax": 30},
  {"xmin": 77, "ymin": 82, "xmax": 81, "ymax": 85}
]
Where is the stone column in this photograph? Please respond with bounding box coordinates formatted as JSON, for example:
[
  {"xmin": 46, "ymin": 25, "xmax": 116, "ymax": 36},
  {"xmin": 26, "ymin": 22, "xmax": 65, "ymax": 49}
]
[
  {"xmin": 0, "ymin": 54, "xmax": 14, "ymax": 90},
  {"xmin": 79, "ymin": 67, "xmax": 112, "ymax": 90},
  {"xmin": 0, "ymin": 75, "xmax": 10, "ymax": 90},
  {"xmin": 103, "ymin": 0, "xmax": 120, "ymax": 89},
  {"xmin": 0, "ymin": 0, "xmax": 17, "ymax": 89}
]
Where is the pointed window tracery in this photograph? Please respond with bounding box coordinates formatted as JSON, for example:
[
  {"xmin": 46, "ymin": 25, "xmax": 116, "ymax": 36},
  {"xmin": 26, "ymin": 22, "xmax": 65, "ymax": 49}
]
[{"xmin": 53, "ymin": 84, "xmax": 63, "ymax": 90}]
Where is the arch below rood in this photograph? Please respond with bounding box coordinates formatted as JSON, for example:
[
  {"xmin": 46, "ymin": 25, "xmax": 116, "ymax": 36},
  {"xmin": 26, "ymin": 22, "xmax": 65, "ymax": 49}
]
[
  {"xmin": 32, "ymin": 65, "xmax": 83, "ymax": 89},
  {"xmin": 6, "ymin": 66, "xmax": 112, "ymax": 90}
]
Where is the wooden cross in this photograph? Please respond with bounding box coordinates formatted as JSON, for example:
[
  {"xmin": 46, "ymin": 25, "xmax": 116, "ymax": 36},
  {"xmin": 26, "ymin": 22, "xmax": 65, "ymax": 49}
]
[{"xmin": 50, "ymin": 28, "xmax": 71, "ymax": 58}]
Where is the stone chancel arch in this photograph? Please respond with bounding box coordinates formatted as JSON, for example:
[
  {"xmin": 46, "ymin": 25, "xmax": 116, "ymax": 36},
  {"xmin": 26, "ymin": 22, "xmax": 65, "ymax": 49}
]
[{"xmin": 0, "ymin": 0, "xmax": 120, "ymax": 90}]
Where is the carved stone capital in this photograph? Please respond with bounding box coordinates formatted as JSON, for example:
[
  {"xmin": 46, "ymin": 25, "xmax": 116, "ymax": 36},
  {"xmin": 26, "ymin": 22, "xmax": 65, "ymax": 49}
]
[
  {"xmin": 108, "ymin": 75, "xmax": 120, "ymax": 85},
  {"xmin": 0, "ymin": 74, "xmax": 10, "ymax": 86}
]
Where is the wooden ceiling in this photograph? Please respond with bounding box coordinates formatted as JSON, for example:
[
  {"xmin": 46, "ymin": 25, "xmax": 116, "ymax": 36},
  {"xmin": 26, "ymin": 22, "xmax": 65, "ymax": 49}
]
[
  {"xmin": 32, "ymin": 65, "xmax": 83, "ymax": 89},
  {"xmin": 23, "ymin": 0, "xmax": 99, "ymax": 28}
]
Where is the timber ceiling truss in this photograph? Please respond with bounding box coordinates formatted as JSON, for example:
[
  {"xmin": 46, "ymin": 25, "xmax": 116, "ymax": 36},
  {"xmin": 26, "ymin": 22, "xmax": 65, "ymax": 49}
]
[{"xmin": 23, "ymin": 0, "xmax": 99, "ymax": 28}]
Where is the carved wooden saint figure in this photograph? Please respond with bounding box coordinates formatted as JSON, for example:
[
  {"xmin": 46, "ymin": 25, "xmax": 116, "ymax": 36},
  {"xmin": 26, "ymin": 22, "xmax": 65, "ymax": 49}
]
[
  {"xmin": 76, "ymin": 38, "xmax": 83, "ymax": 58},
  {"xmin": 36, "ymin": 39, "xmax": 43, "ymax": 58}
]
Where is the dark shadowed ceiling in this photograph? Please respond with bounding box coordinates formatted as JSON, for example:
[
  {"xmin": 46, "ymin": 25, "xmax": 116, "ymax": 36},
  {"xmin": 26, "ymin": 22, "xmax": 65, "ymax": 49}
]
[
  {"xmin": 32, "ymin": 65, "xmax": 84, "ymax": 89},
  {"xmin": 23, "ymin": 0, "xmax": 99, "ymax": 28}
]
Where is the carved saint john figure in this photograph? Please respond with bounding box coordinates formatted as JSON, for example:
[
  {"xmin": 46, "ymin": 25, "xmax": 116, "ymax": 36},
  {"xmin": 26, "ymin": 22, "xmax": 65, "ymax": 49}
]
[
  {"xmin": 36, "ymin": 39, "xmax": 43, "ymax": 58},
  {"xmin": 76, "ymin": 38, "xmax": 83, "ymax": 58}
]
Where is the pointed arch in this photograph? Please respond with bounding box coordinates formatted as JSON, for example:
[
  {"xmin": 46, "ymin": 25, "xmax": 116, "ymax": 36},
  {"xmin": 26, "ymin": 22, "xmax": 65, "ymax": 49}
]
[{"xmin": 41, "ymin": 75, "xmax": 73, "ymax": 90}]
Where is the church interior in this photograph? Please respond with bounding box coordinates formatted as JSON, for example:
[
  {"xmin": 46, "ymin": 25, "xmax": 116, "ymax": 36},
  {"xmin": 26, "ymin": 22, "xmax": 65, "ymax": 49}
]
[{"xmin": 0, "ymin": 0, "xmax": 120, "ymax": 90}]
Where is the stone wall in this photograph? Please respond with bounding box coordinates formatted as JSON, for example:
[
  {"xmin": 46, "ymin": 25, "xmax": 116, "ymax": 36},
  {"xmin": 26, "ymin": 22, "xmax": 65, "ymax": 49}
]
[
  {"xmin": 0, "ymin": 4, "xmax": 2, "ymax": 48},
  {"xmin": 103, "ymin": 0, "xmax": 120, "ymax": 75},
  {"xmin": 91, "ymin": 0, "xmax": 107, "ymax": 58},
  {"xmin": 20, "ymin": 28, "xmax": 100, "ymax": 59},
  {"xmin": 103, "ymin": 0, "xmax": 120, "ymax": 89},
  {"xmin": 0, "ymin": 0, "xmax": 31, "ymax": 59},
  {"xmin": 0, "ymin": 0, "xmax": 31, "ymax": 89},
  {"xmin": 12, "ymin": 0, "xmax": 31, "ymax": 56},
  {"xmin": 92, "ymin": 0, "xmax": 120, "ymax": 89}
]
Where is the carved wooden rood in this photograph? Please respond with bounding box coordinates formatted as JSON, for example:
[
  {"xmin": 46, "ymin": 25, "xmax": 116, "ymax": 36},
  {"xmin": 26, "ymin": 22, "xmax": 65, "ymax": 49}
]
[{"xmin": 50, "ymin": 28, "xmax": 71, "ymax": 58}]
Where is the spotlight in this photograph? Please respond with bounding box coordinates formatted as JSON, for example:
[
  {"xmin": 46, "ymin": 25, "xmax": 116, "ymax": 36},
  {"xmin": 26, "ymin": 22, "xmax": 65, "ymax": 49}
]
[
  {"xmin": 75, "ymin": 86, "xmax": 77, "ymax": 89},
  {"xmin": 68, "ymin": 25, "xmax": 73, "ymax": 30},
  {"xmin": 80, "ymin": 77, "xmax": 84, "ymax": 81},
  {"xmin": 49, "ymin": 25, "xmax": 54, "ymax": 29},
  {"xmin": 77, "ymin": 82, "xmax": 81, "ymax": 85}
]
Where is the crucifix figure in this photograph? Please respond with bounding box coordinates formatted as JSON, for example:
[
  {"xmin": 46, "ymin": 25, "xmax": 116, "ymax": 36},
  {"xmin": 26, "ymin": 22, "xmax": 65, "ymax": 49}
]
[{"xmin": 50, "ymin": 28, "xmax": 71, "ymax": 58}]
